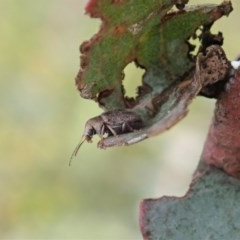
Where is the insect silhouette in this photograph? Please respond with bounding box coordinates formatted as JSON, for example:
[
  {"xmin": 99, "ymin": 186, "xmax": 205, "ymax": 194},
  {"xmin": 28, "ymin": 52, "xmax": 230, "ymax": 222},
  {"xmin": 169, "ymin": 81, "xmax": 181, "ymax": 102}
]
[{"xmin": 69, "ymin": 109, "xmax": 143, "ymax": 165}]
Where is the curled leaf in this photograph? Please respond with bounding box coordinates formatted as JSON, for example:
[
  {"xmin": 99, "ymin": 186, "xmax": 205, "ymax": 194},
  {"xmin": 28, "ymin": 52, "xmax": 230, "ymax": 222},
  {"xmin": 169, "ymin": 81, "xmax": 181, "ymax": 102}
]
[{"xmin": 99, "ymin": 45, "xmax": 231, "ymax": 148}]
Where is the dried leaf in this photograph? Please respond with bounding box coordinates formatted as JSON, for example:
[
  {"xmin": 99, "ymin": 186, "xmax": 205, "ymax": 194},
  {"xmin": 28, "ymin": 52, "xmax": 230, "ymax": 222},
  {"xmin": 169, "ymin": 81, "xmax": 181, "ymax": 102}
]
[
  {"xmin": 99, "ymin": 45, "xmax": 231, "ymax": 148},
  {"xmin": 201, "ymin": 68, "xmax": 240, "ymax": 177}
]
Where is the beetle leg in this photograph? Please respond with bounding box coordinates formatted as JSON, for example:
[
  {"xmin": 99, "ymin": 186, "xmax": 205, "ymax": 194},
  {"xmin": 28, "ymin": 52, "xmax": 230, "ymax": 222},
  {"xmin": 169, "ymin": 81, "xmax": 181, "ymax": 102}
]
[
  {"xmin": 122, "ymin": 122, "xmax": 134, "ymax": 132},
  {"xmin": 99, "ymin": 124, "xmax": 106, "ymax": 139},
  {"xmin": 106, "ymin": 124, "xmax": 118, "ymax": 136}
]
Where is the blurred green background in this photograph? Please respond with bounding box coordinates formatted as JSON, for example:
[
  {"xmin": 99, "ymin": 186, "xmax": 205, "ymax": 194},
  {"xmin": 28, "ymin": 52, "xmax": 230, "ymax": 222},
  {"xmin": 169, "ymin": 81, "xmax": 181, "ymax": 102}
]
[{"xmin": 0, "ymin": 0, "xmax": 239, "ymax": 239}]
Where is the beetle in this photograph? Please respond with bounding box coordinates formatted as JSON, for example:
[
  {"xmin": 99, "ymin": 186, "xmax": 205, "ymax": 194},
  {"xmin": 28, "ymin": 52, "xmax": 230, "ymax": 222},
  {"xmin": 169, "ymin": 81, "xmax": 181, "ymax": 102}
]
[{"xmin": 69, "ymin": 109, "xmax": 143, "ymax": 165}]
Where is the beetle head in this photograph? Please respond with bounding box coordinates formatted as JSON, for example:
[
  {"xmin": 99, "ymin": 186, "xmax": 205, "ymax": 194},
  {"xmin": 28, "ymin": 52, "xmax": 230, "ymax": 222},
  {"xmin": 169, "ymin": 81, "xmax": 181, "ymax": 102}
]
[
  {"xmin": 84, "ymin": 128, "xmax": 96, "ymax": 139},
  {"xmin": 69, "ymin": 116, "xmax": 103, "ymax": 166},
  {"xmin": 83, "ymin": 116, "xmax": 103, "ymax": 137}
]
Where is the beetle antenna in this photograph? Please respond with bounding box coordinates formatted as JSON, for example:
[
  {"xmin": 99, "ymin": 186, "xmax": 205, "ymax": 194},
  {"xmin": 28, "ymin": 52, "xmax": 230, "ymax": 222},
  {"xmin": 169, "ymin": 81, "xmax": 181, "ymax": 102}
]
[{"xmin": 69, "ymin": 136, "xmax": 86, "ymax": 166}]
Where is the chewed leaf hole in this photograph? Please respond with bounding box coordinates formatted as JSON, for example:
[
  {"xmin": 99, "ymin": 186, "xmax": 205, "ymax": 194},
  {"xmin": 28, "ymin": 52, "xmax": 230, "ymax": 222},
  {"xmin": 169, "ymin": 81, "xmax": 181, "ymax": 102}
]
[
  {"xmin": 188, "ymin": 28, "xmax": 202, "ymax": 57},
  {"xmin": 123, "ymin": 62, "xmax": 144, "ymax": 98}
]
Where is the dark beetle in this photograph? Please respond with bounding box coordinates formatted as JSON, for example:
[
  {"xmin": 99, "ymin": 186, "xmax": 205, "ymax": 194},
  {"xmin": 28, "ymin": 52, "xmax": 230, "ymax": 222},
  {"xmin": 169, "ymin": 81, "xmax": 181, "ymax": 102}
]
[{"xmin": 70, "ymin": 109, "xmax": 143, "ymax": 165}]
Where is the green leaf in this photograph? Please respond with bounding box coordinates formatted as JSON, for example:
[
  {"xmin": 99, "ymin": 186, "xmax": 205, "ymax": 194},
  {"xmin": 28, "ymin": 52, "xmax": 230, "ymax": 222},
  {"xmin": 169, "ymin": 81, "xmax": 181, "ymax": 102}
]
[
  {"xmin": 77, "ymin": 0, "xmax": 175, "ymax": 109},
  {"xmin": 140, "ymin": 164, "xmax": 240, "ymax": 240},
  {"xmin": 76, "ymin": 1, "xmax": 232, "ymax": 110}
]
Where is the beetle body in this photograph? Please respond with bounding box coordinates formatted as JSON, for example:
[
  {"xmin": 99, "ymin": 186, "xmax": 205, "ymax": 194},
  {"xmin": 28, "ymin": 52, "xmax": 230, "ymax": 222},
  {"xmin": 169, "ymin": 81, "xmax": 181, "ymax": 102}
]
[
  {"xmin": 70, "ymin": 109, "xmax": 143, "ymax": 164},
  {"xmin": 84, "ymin": 109, "xmax": 143, "ymax": 141}
]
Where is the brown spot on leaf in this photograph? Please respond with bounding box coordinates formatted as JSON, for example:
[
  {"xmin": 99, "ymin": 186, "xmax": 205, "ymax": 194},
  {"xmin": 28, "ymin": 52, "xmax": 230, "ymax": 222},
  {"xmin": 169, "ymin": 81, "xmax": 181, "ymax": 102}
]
[
  {"xmin": 80, "ymin": 55, "xmax": 89, "ymax": 69},
  {"xmin": 80, "ymin": 41, "xmax": 92, "ymax": 53},
  {"xmin": 85, "ymin": 0, "xmax": 99, "ymax": 17},
  {"xmin": 175, "ymin": 0, "xmax": 189, "ymax": 10},
  {"xmin": 210, "ymin": 1, "xmax": 233, "ymax": 19},
  {"xmin": 113, "ymin": 25, "xmax": 126, "ymax": 36},
  {"xmin": 111, "ymin": 0, "xmax": 125, "ymax": 4},
  {"xmin": 97, "ymin": 89, "xmax": 114, "ymax": 105},
  {"xmin": 198, "ymin": 45, "xmax": 231, "ymax": 86},
  {"xmin": 75, "ymin": 70, "xmax": 83, "ymax": 86}
]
